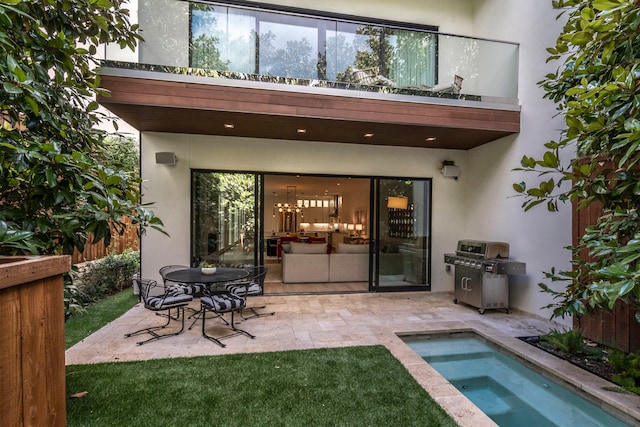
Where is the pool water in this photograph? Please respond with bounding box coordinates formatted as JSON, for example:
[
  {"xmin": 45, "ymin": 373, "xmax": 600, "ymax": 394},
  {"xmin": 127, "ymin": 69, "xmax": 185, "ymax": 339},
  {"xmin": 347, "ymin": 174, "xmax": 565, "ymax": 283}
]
[{"xmin": 404, "ymin": 334, "xmax": 630, "ymax": 427}]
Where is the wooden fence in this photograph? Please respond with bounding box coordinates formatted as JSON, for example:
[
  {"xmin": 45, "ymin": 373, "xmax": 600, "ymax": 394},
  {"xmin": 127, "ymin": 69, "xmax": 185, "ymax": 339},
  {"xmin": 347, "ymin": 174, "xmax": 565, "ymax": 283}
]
[
  {"xmin": 70, "ymin": 219, "xmax": 140, "ymax": 265},
  {"xmin": 572, "ymin": 199, "xmax": 640, "ymax": 353}
]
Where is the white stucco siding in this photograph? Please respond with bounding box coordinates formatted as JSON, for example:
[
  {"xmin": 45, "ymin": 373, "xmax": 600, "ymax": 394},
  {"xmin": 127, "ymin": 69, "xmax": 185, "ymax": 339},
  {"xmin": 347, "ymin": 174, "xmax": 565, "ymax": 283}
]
[
  {"xmin": 141, "ymin": 132, "xmax": 468, "ymax": 291},
  {"xmin": 467, "ymin": 0, "xmax": 571, "ymax": 325},
  {"xmin": 138, "ymin": 0, "xmax": 572, "ymax": 324}
]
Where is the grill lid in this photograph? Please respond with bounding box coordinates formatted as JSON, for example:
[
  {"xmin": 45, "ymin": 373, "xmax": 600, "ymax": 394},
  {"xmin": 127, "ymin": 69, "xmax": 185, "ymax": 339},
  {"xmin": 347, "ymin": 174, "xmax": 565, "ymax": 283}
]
[{"xmin": 456, "ymin": 240, "xmax": 509, "ymax": 259}]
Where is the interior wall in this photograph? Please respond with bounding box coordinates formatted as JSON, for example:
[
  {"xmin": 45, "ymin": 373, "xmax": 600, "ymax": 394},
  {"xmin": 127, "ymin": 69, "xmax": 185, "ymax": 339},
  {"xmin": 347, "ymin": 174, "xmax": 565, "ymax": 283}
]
[
  {"xmin": 466, "ymin": 0, "xmax": 571, "ymax": 325},
  {"xmin": 141, "ymin": 132, "xmax": 467, "ymax": 291},
  {"xmin": 252, "ymin": 0, "xmax": 476, "ymax": 35}
]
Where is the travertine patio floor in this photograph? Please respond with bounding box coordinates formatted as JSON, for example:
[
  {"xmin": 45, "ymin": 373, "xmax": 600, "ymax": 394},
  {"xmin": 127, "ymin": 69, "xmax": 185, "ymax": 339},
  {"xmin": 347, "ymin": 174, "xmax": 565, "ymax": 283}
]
[{"xmin": 65, "ymin": 291, "xmax": 640, "ymax": 426}]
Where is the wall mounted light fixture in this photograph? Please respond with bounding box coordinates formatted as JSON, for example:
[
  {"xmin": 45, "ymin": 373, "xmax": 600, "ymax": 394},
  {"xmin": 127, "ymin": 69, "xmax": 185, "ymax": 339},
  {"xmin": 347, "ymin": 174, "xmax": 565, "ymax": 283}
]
[{"xmin": 441, "ymin": 160, "xmax": 460, "ymax": 179}]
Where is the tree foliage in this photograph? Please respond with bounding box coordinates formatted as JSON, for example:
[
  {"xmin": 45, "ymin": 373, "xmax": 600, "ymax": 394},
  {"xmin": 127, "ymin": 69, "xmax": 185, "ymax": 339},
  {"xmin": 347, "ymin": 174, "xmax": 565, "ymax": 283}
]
[
  {"xmin": 0, "ymin": 0, "xmax": 164, "ymax": 255},
  {"xmin": 514, "ymin": 0, "xmax": 640, "ymax": 320}
]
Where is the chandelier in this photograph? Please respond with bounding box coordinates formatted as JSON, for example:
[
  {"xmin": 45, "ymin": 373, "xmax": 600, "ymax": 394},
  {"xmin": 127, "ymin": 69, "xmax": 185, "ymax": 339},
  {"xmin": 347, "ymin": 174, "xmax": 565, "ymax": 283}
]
[{"xmin": 275, "ymin": 186, "xmax": 304, "ymax": 213}]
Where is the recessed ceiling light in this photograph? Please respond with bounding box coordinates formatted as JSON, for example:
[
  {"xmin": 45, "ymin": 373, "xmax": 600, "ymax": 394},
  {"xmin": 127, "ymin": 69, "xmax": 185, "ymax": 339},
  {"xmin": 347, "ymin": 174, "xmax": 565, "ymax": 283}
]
[
  {"xmin": 297, "ymin": 128, "xmax": 307, "ymax": 134},
  {"xmin": 425, "ymin": 136, "xmax": 437, "ymax": 142},
  {"xmin": 364, "ymin": 133, "xmax": 374, "ymax": 138},
  {"xmin": 224, "ymin": 123, "xmax": 234, "ymax": 129}
]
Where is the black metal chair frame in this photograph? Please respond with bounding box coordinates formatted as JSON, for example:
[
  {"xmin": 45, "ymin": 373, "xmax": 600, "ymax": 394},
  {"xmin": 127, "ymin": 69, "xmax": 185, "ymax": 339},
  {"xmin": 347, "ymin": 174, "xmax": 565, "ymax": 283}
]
[
  {"xmin": 159, "ymin": 264, "xmax": 203, "ymax": 318},
  {"xmin": 198, "ymin": 289, "xmax": 255, "ymax": 347},
  {"xmin": 225, "ymin": 266, "xmax": 275, "ymax": 320},
  {"xmin": 124, "ymin": 278, "xmax": 193, "ymax": 345}
]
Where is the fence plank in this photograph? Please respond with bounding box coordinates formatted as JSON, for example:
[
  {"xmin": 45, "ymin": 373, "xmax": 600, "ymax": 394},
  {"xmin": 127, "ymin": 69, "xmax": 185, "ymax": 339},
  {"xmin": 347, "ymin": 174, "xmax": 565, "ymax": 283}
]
[
  {"xmin": 573, "ymin": 196, "xmax": 640, "ymax": 352},
  {"xmin": 71, "ymin": 219, "xmax": 139, "ymax": 264}
]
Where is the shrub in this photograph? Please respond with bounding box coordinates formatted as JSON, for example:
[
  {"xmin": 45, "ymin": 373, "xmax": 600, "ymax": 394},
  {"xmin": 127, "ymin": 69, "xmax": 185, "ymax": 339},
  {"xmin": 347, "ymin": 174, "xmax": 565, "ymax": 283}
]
[
  {"xmin": 71, "ymin": 250, "xmax": 140, "ymax": 305},
  {"xmin": 540, "ymin": 328, "xmax": 592, "ymax": 355},
  {"xmin": 610, "ymin": 351, "xmax": 640, "ymax": 395},
  {"xmin": 64, "ymin": 266, "xmax": 85, "ymax": 320}
]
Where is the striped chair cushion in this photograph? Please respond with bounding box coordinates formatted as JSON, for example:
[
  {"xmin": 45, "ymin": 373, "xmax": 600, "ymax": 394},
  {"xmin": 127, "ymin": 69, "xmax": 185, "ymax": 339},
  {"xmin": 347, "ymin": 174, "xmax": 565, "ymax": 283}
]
[
  {"xmin": 167, "ymin": 283, "xmax": 207, "ymax": 297},
  {"xmin": 201, "ymin": 292, "xmax": 245, "ymax": 312},
  {"xmin": 225, "ymin": 282, "xmax": 262, "ymax": 296},
  {"xmin": 146, "ymin": 293, "xmax": 192, "ymax": 309}
]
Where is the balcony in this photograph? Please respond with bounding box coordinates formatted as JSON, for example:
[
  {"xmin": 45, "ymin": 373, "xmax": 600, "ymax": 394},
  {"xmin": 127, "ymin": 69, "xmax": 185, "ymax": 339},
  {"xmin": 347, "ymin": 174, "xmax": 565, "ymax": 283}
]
[{"xmin": 98, "ymin": 0, "xmax": 521, "ymax": 149}]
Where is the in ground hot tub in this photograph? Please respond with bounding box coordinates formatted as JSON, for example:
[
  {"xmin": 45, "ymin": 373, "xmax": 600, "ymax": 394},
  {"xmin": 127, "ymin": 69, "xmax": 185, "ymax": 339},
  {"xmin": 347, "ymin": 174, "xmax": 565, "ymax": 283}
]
[{"xmin": 402, "ymin": 332, "xmax": 634, "ymax": 427}]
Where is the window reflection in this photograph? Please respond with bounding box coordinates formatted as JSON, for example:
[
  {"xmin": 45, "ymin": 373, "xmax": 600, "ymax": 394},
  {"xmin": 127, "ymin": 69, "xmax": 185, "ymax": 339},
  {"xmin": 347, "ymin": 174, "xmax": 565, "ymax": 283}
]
[
  {"xmin": 189, "ymin": 4, "xmax": 437, "ymax": 88},
  {"xmin": 192, "ymin": 171, "xmax": 255, "ymax": 267}
]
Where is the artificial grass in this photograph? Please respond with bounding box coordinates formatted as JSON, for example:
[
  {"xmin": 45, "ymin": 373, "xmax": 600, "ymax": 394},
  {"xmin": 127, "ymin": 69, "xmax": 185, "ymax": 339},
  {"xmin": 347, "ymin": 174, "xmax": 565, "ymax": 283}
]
[
  {"xmin": 66, "ymin": 346, "xmax": 458, "ymax": 427},
  {"xmin": 65, "ymin": 289, "xmax": 139, "ymax": 349}
]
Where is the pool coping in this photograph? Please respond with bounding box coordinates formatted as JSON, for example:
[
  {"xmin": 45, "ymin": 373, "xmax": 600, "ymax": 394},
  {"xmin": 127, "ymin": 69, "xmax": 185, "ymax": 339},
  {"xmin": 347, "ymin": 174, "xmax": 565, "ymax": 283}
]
[{"xmin": 383, "ymin": 321, "xmax": 640, "ymax": 427}]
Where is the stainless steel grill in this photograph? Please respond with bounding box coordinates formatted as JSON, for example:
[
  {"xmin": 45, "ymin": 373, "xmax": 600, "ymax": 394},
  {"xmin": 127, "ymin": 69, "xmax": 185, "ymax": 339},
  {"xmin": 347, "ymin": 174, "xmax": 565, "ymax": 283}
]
[{"xmin": 444, "ymin": 240, "xmax": 525, "ymax": 314}]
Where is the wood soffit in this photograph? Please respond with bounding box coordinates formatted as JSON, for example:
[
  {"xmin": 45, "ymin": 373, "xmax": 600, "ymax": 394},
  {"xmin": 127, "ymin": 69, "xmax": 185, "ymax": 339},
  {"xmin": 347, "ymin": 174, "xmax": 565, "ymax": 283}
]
[{"xmin": 98, "ymin": 75, "xmax": 520, "ymax": 150}]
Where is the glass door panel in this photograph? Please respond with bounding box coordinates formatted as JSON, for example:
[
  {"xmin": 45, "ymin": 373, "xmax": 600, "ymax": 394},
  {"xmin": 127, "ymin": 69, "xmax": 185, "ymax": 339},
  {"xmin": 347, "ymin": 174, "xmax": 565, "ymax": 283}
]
[
  {"xmin": 371, "ymin": 178, "xmax": 431, "ymax": 291},
  {"xmin": 192, "ymin": 171, "xmax": 260, "ymax": 267}
]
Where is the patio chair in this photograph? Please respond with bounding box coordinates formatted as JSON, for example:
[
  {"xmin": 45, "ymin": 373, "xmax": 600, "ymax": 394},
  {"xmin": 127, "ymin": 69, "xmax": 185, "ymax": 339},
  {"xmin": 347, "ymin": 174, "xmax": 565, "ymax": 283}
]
[
  {"xmin": 124, "ymin": 278, "xmax": 193, "ymax": 345},
  {"xmin": 159, "ymin": 265, "xmax": 208, "ymax": 297},
  {"xmin": 225, "ymin": 265, "xmax": 275, "ymax": 320},
  {"xmin": 199, "ymin": 289, "xmax": 255, "ymax": 347},
  {"xmin": 159, "ymin": 265, "xmax": 206, "ymax": 318}
]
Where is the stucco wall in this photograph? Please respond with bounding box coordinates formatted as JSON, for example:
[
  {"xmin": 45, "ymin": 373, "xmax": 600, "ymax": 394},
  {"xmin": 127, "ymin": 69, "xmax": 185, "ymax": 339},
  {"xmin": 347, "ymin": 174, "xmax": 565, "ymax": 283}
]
[
  {"xmin": 141, "ymin": 133, "xmax": 467, "ymax": 293},
  {"xmin": 138, "ymin": 0, "xmax": 572, "ymax": 324},
  {"xmin": 464, "ymin": 0, "xmax": 571, "ymax": 324}
]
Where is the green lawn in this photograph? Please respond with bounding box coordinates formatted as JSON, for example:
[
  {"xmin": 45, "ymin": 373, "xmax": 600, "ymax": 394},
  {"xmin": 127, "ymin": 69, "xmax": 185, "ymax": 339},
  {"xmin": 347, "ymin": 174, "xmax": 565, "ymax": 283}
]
[
  {"xmin": 65, "ymin": 292, "xmax": 457, "ymax": 426},
  {"xmin": 65, "ymin": 288, "xmax": 138, "ymax": 349},
  {"xmin": 66, "ymin": 346, "xmax": 457, "ymax": 427}
]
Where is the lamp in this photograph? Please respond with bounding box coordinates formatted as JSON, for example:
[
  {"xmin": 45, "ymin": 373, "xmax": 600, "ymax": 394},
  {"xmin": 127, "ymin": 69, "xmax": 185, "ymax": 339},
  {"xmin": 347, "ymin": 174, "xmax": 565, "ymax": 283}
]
[
  {"xmin": 355, "ymin": 223, "xmax": 363, "ymax": 235},
  {"xmin": 387, "ymin": 196, "xmax": 408, "ymax": 209},
  {"xmin": 274, "ymin": 186, "xmax": 304, "ymax": 213},
  {"xmin": 347, "ymin": 223, "xmax": 355, "ymax": 236}
]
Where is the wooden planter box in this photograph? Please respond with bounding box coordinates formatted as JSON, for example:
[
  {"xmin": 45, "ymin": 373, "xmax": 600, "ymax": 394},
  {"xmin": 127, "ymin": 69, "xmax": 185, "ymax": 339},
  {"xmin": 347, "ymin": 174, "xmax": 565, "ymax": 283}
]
[{"xmin": 0, "ymin": 256, "xmax": 71, "ymax": 426}]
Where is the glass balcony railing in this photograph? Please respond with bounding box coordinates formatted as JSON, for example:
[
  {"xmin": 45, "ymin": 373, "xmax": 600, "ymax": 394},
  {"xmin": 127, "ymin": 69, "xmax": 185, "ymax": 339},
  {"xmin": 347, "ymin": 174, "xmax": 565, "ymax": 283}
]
[{"xmin": 104, "ymin": 0, "xmax": 519, "ymax": 103}]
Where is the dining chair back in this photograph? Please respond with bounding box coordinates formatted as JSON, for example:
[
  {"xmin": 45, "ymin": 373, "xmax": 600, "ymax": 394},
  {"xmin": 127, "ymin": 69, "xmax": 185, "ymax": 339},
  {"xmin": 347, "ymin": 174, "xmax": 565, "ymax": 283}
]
[
  {"xmin": 124, "ymin": 277, "xmax": 193, "ymax": 345},
  {"xmin": 225, "ymin": 265, "xmax": 275, "ymax": 320}
]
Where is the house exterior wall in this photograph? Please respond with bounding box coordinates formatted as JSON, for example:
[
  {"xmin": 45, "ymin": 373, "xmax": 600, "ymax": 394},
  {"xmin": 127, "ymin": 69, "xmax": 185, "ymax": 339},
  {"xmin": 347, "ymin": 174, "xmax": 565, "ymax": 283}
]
[
  {"xmin": 141, "ymin": 133, "xmax": 468, "ymax": 293},
  {"xmin": 139, "ymin": 0, "xmax": 572, "ymax": 324},
  {"xmin": 464, "ymin": 0, "xmax": 571, "ymax": 323}
]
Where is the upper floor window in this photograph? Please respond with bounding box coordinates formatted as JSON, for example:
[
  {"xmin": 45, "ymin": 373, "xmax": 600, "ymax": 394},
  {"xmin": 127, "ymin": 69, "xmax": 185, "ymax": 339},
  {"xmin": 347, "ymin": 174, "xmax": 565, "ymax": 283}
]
[{"xmin": 189, "ymin": 3, "xmax": 438, "ymax": 88}]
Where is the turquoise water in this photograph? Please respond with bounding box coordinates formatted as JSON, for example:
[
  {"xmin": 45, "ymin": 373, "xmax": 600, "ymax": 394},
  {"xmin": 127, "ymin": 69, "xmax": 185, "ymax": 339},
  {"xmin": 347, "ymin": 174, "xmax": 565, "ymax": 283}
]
[{"xmin": 404, "ymin": 335, "xmax": 630, "ymax": 427}]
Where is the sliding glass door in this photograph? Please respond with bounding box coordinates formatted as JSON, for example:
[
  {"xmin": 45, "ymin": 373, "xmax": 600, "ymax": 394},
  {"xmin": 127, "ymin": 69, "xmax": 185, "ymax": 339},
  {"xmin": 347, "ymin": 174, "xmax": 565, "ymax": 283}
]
[
  {"xmin": 191, "ymin": 171, "xmax": 262, "ymax": 268},
  {"xmin": 371, "ymin": 178, "xmax": 431, "ymax": 291}
]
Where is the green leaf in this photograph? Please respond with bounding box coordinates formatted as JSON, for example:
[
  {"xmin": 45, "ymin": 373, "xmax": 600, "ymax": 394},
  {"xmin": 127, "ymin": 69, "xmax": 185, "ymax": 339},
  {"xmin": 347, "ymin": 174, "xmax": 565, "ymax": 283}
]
[
  {"xmin": 524, "ymin": 199, "xmax": 545, "ymax": 212},
  {"xmin": 513, "ymin": 182, "xmax": 525, "ymax": 193},
  {"xmin": 3, "ymin": 81, "xmax": 22, "ymax": 94},
  {"xmin": 592, "ymin": 0, "xmax": 624, "ymax": 11},
  {"xmin": 543, "ymin": 151, "xmax": 559, "ymax": 168},
  {"xmin": 624, "ymin": 118, "xmax": 640, "ymax": 133}
]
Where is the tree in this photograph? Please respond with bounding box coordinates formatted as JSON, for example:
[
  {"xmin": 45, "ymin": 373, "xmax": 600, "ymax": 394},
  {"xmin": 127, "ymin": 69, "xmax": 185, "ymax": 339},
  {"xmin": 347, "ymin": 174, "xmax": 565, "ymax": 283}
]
[
  {"xmin": 0, "ymin": 0, "xmax": 164, "ymax": 256},
  {"xmin": 514, "ymin": 0, "xmax": 640, "ymax": 320}
]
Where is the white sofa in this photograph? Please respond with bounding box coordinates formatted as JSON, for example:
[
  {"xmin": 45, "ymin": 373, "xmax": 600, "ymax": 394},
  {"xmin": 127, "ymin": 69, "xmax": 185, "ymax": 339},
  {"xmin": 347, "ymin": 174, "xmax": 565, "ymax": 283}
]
[{"xmin": 281, "ymin": 242, "xmax": 369, "ymax": 283}]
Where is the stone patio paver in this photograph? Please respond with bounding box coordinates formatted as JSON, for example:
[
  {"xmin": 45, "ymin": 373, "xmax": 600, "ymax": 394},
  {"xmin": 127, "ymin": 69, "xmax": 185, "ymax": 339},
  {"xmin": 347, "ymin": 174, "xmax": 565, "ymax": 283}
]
[{"xmin": 65, "ymin": 291, "xmax": 640, "ymax": 426}]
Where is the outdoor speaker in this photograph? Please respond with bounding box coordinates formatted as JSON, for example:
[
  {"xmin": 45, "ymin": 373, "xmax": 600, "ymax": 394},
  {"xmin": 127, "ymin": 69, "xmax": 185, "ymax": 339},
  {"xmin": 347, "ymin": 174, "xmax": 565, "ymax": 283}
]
[{"xmin": 155, "ymin": 152, "xmax": 177, "ymax": 165}]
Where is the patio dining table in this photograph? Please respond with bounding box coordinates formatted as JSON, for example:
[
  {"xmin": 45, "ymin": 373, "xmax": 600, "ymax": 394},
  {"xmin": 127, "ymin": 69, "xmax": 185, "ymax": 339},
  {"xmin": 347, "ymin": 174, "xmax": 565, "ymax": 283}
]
[
  {"xmin": 164, "ymin": 267, "xmax": 253, "ymax": 345},
  {"xmin": 164, "ymin": 267, "xmax": 249, "ymax": 288}
]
